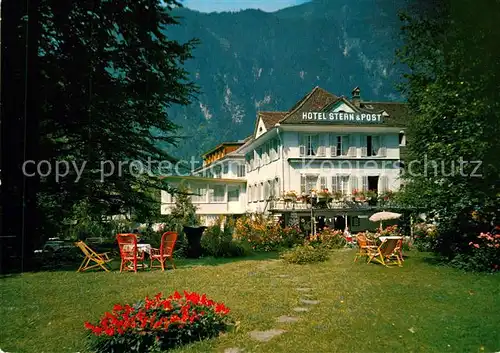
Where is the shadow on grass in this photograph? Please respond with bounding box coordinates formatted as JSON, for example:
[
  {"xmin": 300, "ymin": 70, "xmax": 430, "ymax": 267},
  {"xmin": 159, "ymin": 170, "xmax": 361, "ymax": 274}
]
[{"xmin": 2, "ymin": 251, "xmax": 282, "ymax": 275}]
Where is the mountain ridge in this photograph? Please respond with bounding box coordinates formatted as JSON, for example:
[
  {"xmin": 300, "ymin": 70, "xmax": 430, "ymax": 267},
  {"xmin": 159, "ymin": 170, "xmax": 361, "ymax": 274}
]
[{"xmin": 161, "ymin": 0, "xmax": 408, "ymax": 159}]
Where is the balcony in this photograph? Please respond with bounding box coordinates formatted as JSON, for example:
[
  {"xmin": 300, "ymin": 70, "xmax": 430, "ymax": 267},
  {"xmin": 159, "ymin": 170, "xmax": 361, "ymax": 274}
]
[{"xmin": 267, "ymin": 197, "xmax": 401, "ymax": 212}]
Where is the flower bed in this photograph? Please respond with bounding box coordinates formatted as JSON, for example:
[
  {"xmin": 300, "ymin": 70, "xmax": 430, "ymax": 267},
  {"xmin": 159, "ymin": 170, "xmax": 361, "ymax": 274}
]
[
  {"xmin": 84, "ymin": 291, "xmax": 235, "ymax": 353},
  {"xmin": 234, "ymin": 214, "xmax": 303, "ymax": 251},
  {"xmin": 306, "ymin": 228, "xmax": 346, "ymax": 249}
]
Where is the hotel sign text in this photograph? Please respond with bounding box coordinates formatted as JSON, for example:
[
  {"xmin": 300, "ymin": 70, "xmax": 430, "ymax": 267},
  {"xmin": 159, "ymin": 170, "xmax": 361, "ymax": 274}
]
[{"xmin": 302, "ymin": 112, "xmax": 383, "ymax": 123}]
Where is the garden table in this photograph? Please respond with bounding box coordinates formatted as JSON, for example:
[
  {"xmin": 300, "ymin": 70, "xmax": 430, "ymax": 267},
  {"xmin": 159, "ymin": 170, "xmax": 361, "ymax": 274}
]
[
  {"xmin": 137, "ymin": 243, "xmax": 152, "ymax": 255},
  {"xmin": 379, "ymin": 236, "xmax": 403, "ymax": 242}
]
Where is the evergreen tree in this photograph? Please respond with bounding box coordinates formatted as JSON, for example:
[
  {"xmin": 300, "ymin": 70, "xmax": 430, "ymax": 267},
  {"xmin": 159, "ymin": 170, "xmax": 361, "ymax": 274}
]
[{"xmin": 2, "ymin": 0, "xmax": 198, "ymax": 272}]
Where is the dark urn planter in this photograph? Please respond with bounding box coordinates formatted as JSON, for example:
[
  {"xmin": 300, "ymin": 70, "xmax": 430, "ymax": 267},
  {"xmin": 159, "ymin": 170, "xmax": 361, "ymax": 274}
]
[{"xmin": 183, "ymin": 225, "xmax": 207, "ymax": 259}]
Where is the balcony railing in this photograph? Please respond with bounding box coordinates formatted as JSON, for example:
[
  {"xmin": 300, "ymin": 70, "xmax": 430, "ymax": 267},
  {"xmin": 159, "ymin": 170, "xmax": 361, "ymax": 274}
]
[{"xmin": 268, "ymin": 198, "xmax": 401, "ymax": 211}]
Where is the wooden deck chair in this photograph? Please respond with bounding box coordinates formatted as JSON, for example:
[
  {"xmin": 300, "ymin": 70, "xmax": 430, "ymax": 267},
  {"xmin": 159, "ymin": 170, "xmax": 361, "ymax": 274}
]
[
  {"xmin": 150, "ymin": 231, "xmax": 178, "ymax": 271},
  {"xmin": 354, "ymin": 234, "xmax": 378, "ymax": 262},
  {"xmin": 367, "ymin": 238, "xmax": 403, "ymax": 267},
  {"xmin": 395, "ymin": 237, "xmax": 404, "ymax": 262},
  {"xmin": 75, "ymin": 241, "xmax": 112, "ymax": 272},
  {"xmin": 116, "ymin": 233, "xmax": 145, "ymax": 273}
]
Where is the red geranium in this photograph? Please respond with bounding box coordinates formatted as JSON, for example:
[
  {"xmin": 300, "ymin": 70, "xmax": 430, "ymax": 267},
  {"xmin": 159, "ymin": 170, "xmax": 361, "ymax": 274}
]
[{"xmin": 85, "ymin": 291, "xmax": 234, "ymax": 353}]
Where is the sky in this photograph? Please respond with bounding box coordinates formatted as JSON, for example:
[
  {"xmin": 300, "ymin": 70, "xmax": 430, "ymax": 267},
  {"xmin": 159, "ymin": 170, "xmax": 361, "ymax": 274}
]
[{"xmin": 181, "ymin": 0, "xmax": 310, "ymax": 13}]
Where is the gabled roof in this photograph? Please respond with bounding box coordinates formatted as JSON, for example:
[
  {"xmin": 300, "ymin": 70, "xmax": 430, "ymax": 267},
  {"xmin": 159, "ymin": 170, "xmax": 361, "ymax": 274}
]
[
  {"xmin": 279, "ymin": 86, "xmax": 339, "ymax": 124},
  {"xmin": 272, "ymin": 86, "xmax": 408, "ymax": 127},
  {"xmin": 359, "ymin": 102, "xmax": 409, "ymax": 127},
  {"xmin": 258, "ymin": 111, "xmax": 288, "ymax": 129}
]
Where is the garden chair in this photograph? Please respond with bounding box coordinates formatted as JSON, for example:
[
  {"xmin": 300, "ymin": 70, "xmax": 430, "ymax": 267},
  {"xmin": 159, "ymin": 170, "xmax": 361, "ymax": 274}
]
[
  {"xmin": 367, "ymin": 237, "xmax": 403, "ymax": 267},
  {"xmin": 395, "ymin": 237, "xmax": 404, "ymax": 262},
  {"xmin": 353, "ymin": 234, "xmax": 378, "ymax": 262},
  {"xmin": 116, "ymin": 233, "xmax": 145, "ymax": 273},
  {"xmin": 74, "ymin": 241, "xmax": 112, "ymax": 272},
  {"xmin": 150, "ymin": 231, "xmax": 178, "ymax": 271}
]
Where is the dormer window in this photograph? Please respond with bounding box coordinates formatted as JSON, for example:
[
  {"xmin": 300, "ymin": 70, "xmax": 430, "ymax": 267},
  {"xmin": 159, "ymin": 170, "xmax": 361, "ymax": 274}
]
[{"xmin": 399, "ymin": 131, "xmax": 406, "ymax": 146}]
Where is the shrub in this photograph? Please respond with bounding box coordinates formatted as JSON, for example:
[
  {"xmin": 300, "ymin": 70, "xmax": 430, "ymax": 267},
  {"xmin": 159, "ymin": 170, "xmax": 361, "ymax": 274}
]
[
  {"xmin": 201, "ymin": 217, "xmax": 251, "ymax": 258},
  {"xmin": 306, "ymin": 228, "xmax": 346, "ymax": 249},
  {"xmin": 233, "ymin": 214, "xmax": 304, "ymax": 251},
  {"xmin": 280, "ymin": 245, "xmax": 329, "ymax": 264},
  {"xmin": 450, "ymin": 230, "xmax": 500, "ymax": 272},
  {"xmin": 412, "ymin": 223, "xmax": 438, "ymax": 252},
  {"xmin": 85, "ymin": 291, "xmax": 235, "ymax": 353}
]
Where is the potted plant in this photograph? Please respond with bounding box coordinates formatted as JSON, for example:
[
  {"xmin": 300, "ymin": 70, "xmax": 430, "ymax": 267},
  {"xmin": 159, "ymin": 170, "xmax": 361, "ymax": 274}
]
[
  {"xmin": 352, "ymin": 189, "xmax": 366, "ymax": 203},
  {"xmin": 317, "ymin": 189, "xmax": 332, "ymax": 202},
  {"xmin": 332, "ymin": 190, "xmax": 344, "ymax": 201},
  {"xmin": 365, "ymin": 190, "xmax": 378, "ymax": 206},
  {"xmin": 284, "ymin": 191, "xmax": 298, "ymax": 202}
]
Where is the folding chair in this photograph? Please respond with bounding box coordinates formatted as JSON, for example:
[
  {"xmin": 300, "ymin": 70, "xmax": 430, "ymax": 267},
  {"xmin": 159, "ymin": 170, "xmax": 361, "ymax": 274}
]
[
  {"xmin": 74, "ymin": 241, "xmax": 112, "ymax": 272},
  {"xmin": 150, "ymin": 231, "xmax": 178, "ymax": 271},
  {"xmin": 367, "ymin": 238, "xmax": 403, "ymax": 267},
  {"xmin": 354, "ymin": 234, "xmax": 378, "ymax": 262},
  {"xmin": 116, "ymin": 233, "xmax": 145, "ymax": 273}
]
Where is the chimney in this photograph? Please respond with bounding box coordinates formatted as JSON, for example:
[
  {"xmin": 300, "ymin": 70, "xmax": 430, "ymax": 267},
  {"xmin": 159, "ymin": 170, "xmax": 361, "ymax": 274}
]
[{"xmin": 351, "ymin": 86, "xmax": 361, "ymax": 108}]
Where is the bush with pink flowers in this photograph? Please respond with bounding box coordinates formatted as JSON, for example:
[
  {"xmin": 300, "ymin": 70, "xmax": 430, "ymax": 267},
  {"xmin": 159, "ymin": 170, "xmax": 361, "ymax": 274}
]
[{"xmin": 450, "ymin": 229, "xmax": 500, "ymax": 272}]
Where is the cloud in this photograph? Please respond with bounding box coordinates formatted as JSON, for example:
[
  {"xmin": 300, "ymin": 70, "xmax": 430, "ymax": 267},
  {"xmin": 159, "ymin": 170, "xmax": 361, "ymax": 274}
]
[{"xmin": 181, "ymin": 0, "xmax": 309, "ymax": 13}]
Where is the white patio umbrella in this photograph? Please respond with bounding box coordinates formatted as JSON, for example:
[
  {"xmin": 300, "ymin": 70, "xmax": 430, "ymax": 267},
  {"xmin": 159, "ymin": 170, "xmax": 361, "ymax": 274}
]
[{"xmin": 369, "ymin": 211, "xmax": 402, "ymax": 230}]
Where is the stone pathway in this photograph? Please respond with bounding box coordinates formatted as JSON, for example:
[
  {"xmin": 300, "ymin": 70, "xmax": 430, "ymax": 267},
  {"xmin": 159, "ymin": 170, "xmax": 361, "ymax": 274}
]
[
  {"xmin": 224, "ymin": 348, "xmax": 244, "ymax": 353},
  {"xmin": 235, "ymin": 274, "xmax": 323, "ymax": 350},
  {"xmin": 249, "ymin": 329, "xmax": 287, "ymax": 342},
  {"xmin": 276, "ymin": 315, "xmax": 300, "ymax": 323},
  {"xmin": 296, "ymin": 287, "xmax": 313, "ymax": 292},
  {"xmin": 300, "ymin": 298, "xmax": 320, "ymax": 305}
]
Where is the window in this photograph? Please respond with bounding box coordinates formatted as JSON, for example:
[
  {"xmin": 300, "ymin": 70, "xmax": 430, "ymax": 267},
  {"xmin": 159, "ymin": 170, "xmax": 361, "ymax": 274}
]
[
  {"xmin": 247, "ymin": 186, "xmax": 252, "ymax": 203},
  {"xmin": 228, "ymin": 186, "xmax": 239, "ymax": 202},
  {"xmin": 307, "ymin": 135, "xmax": 316, "ymax": 156},
  {"xmin": 320, "ymin": 176, "xmax": 327, "ymax": 190},
  {"xmin": 237, "ymin": 164, "xmax": 245, "ymax": 177},
  {"xmin": 332, "ymin": 175, "xmax": 350, "ymax": 195},
  {"xmin": 192, "ymin": 186, "xmax": 207, "ymax": 203},
  {"xmin": 265, "ymin": 180, "xmax": 271, "ymax": 200},
  {"xmin": 366, "ymin": 136, "xmax": 385, "ymax": 157},
  {"xmin": 222, "ymin": 163, "xmax": 228, "ymax": 175},
  {"xmin": 399, "ymin": 131, "xmax": 406, "ymax": 146},
  {"xmin": 300, "ymin": 134, "xmax": 319, "ymax": 156},
  {"xmin": 209, "ymin": 185, "xmax": 225, "ymax": 202},
  {"xmin": 274, "ymin": 177, "xmax": 280, "ymax": 199},
  {"xmin": 300, "ymin": 175, "xmax": 318, "ymax": 194}
]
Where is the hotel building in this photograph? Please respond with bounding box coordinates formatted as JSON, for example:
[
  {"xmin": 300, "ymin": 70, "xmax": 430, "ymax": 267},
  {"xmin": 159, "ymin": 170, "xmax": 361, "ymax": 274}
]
[{"xmin": 161, "ymin": 86, "xmax": 408, "ymax": 231}]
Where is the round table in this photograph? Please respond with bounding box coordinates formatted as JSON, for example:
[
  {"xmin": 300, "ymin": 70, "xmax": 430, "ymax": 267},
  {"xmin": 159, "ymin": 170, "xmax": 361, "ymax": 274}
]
[
  {"xmin": 379, "ymin": 236, "xmax": 403, "ymax": 242},
  {"xmin": 137, "ymin": 243, "xmax": 152, "ymax": 255}
]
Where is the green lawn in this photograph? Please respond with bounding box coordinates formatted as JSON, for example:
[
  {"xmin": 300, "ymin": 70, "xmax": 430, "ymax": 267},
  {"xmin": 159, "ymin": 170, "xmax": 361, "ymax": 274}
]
[{"xmin": 1, "ymin": 250, "xmax": 499, "ymax": 353}]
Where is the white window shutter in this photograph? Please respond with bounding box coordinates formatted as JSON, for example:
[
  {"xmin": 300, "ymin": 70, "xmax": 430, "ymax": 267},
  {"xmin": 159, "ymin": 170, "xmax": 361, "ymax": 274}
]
[
  {"xmin": 320, "ymin": 176, "xmax": 327, "ymax": 190},
  {"xmin": 362, "ymin": 176, "xmax": 368, "ymax": 191},
  {"xmin": 318, "ymin": 134, "xmax": 326, "ymax": 157},
  {"xmin": 342, "ymin": 136, "xmax": 350, "ymax": 156},
  {"xmin": 361, "ymin": 135, "xmax": 368, "ymax": 157},
  {"xmin": 299, "ymin": 134, "xmax": 305, "ymax": 157},
  {"xmin": 329, "ymin": 133, "xmax": 336, "ymax": 157},
  {"xmin": 300, "ymin": 175, "xmax": 306, "ymax": 194},
  {"xmin": 349, "ymin": 175, "xmax": 357, "ymax": 193},
  {"xmin": 379, "ymin": 135, "xmax": 387, "ymax": 157},
  {"xmin": 332, "ymin": 176, "xmax": 340, "ymax": 192},
  {"xmin": 379, "ymin": 175, "xmax": 389, "ymax": 192}
]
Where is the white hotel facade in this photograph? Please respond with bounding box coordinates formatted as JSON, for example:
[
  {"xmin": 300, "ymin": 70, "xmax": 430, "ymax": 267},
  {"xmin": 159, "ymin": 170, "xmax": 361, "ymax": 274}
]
[{"xmin": 161, "ymin": 87, "xmax": 408, "ymax": 231}]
